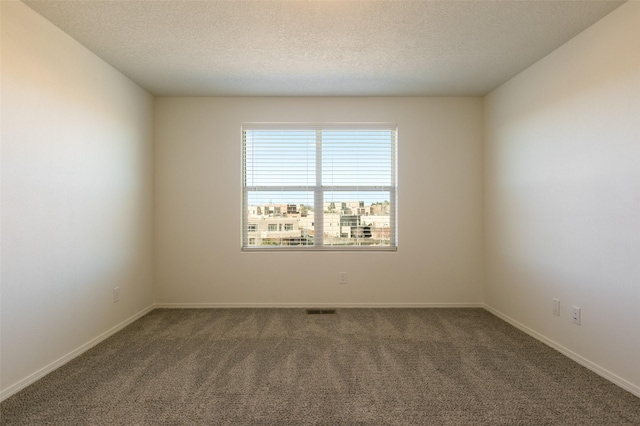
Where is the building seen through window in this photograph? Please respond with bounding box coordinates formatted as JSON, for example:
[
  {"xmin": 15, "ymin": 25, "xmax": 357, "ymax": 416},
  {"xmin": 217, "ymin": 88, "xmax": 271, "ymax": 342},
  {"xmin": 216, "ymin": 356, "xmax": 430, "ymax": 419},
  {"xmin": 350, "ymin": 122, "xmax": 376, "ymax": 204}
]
[{"xmin": 246, "ymin": 200, "xmax": 391, "ymax": 247}]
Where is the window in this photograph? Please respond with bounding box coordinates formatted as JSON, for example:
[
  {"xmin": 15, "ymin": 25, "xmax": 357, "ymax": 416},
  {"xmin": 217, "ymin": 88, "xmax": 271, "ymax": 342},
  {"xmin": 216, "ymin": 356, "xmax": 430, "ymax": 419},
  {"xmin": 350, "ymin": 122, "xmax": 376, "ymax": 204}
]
[{"xmin": 242, "ymin": 123, "xmax": 397, "ymax": 250}]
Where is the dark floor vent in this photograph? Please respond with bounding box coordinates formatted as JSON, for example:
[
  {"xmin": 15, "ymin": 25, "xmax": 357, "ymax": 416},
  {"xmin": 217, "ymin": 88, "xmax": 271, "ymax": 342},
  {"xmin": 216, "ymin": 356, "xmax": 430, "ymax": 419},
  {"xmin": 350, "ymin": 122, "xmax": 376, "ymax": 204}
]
[{"xmin": 306, "ymin": 309, "xmax": 337, "ymax": 315}]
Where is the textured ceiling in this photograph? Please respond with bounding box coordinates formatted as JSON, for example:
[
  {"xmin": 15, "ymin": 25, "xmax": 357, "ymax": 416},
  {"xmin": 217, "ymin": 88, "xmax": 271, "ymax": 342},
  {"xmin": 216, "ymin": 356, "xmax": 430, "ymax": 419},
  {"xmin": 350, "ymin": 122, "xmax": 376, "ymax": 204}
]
[{"xmin": 23, "ymin": 0, "xmax": 625, "ymax": 97}]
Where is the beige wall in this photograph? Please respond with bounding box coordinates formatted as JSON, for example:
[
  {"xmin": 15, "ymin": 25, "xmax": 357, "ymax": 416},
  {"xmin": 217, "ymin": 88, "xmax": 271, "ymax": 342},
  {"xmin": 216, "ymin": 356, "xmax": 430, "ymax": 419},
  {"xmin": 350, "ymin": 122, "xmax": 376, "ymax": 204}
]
[
  {"xmin": 154, "ymin": 97, "xmax": 484, "ymax": 307},
  {"xmin": 1, "ymin": 1, "xmax": 155, "ymax": 397},
  {"xmin": 484, "ymin": 1, "xmax": 640, "ymax": 394}
]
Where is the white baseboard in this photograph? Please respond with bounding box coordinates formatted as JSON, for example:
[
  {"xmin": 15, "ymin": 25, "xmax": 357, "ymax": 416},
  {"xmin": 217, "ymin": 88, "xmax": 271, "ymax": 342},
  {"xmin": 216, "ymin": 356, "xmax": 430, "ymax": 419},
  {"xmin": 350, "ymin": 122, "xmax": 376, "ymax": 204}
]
[
  {"xmin": 0, "ymin": 304, "xmax": 155, "ymax": 402},
  {"xmin": 154, "ymin": 302, "xmax": 485, "ymax": 309},
  {"xmin": 483, "ymin": 304, "xmax": 640, "ymax": 398}
]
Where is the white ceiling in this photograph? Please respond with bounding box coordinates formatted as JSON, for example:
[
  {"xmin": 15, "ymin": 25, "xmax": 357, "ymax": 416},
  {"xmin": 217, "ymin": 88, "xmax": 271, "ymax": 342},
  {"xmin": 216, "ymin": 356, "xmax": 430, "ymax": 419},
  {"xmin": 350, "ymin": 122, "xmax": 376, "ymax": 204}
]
[{"xmin": 23, "ymin": 0, "xmax": 625, "ymax": 97}]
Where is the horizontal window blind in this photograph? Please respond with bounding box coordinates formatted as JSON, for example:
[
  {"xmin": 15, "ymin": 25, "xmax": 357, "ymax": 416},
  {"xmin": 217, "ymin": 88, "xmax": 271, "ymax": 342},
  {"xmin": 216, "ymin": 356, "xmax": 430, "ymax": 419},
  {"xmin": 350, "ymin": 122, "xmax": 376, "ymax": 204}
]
[{"xmin": 242, "ymin": 123, "xmax": 397, "ymax": 250}]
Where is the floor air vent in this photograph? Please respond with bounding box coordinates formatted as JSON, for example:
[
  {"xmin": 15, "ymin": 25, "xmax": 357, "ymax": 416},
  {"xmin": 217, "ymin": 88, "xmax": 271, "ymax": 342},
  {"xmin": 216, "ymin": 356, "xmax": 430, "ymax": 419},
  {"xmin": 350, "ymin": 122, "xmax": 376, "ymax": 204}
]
[{"xmin": 306, "ymin": 309, "xmax": 337, "ymax": 315}]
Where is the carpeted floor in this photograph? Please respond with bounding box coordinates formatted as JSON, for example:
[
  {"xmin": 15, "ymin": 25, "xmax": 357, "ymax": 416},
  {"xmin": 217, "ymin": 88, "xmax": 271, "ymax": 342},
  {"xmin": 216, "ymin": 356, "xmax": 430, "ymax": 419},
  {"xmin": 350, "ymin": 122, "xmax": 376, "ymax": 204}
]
[{"xmin": 1, "ymin": 308, "xmax": 639, "ymax": 425}]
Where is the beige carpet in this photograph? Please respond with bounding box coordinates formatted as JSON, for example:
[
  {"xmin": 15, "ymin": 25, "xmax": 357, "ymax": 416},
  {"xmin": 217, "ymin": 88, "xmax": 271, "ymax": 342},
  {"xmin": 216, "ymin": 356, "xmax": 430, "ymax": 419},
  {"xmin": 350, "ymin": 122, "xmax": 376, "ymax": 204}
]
[{"xmin": 2, "ymin": 308, "xmax": 639, "ymax": 425}]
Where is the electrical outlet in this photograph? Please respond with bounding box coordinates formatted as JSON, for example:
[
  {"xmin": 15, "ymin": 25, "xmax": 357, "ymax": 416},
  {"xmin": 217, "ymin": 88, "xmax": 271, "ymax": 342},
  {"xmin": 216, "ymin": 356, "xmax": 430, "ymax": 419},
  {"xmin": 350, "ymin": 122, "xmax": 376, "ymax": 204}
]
[
  {"xmin": 113, "ymin": 287, "xmax": 120, "ymax": 303},
  {"xmin": 552, "ymin": 298, "xmax": 560, "ymax": 316},
  {"xmin": 571, "ymin": 306, "xmax": 581, "ymax": 325},
  {"xmin": 339, "ymin": 272, "xmax": 347, "ymax": 284}
]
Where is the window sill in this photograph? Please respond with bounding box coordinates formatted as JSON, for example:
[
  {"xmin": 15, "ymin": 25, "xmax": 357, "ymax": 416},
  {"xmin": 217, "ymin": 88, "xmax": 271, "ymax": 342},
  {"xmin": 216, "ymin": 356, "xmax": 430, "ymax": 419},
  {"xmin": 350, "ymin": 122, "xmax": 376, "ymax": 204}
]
[{"xmin": 241, "ymin": 246, "xmax": 397, "ymax": 252}]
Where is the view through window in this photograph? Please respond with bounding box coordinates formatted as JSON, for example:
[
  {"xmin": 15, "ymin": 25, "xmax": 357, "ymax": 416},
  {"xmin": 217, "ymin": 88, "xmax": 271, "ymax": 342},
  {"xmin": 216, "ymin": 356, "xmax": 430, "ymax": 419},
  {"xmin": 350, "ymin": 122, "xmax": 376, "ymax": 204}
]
[{"xmin": 242, "ymin": 124, "xmax": 397, "ymax": 250}]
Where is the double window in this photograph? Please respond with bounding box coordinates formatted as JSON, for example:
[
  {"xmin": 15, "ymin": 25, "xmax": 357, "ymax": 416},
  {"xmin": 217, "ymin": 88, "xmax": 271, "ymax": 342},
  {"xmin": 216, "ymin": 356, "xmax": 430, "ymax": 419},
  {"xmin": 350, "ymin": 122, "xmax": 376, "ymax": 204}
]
[{"xmin": 242, "ymin": 123, "xmax": 397, "ymax": 250}]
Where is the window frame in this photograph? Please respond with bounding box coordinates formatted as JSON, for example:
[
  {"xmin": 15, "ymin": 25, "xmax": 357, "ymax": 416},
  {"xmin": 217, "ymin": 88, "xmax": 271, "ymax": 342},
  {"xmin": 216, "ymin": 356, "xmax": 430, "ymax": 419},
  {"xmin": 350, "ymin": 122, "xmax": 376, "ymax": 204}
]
[{"xmin": 242, "ymin": 123, "xmax": 397, "ymax": 251}]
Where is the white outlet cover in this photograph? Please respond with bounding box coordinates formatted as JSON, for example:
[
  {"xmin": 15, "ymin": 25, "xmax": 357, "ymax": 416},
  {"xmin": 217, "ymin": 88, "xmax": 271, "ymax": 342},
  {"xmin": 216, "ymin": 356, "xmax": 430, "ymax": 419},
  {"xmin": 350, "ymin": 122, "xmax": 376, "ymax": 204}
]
[{"xmin": 571, "ymin": 306, "xmax": 581, "ymax": 325}]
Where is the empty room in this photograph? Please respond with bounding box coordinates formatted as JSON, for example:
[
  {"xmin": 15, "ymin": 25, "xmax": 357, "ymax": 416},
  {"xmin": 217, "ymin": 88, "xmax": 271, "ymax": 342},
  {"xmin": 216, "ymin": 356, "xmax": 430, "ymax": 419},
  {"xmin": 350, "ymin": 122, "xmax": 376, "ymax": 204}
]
[{"xmin": 1, "ymin": 0, "xmax": 639, "ymax": 424}]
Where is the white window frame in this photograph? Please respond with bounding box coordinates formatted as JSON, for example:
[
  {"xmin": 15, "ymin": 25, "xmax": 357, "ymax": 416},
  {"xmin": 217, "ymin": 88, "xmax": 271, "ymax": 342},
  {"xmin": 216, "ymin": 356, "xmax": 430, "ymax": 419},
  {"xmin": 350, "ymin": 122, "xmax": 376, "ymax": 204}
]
[{"xmin": 242, "ymin": 123, "xmax": 397, "ymax": 251}]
